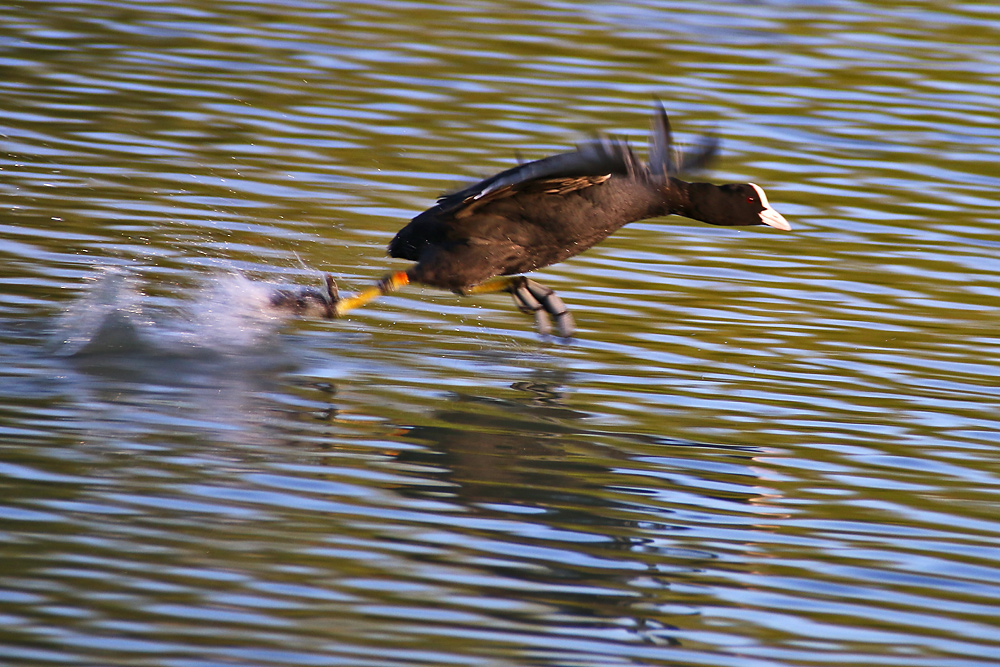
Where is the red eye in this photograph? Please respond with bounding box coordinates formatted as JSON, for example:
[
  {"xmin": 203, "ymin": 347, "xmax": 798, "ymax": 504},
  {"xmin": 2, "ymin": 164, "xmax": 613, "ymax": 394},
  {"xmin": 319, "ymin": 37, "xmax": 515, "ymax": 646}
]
[{"xmin": 747, "ymin": 196, "xmax": 755, "ymax": 203}]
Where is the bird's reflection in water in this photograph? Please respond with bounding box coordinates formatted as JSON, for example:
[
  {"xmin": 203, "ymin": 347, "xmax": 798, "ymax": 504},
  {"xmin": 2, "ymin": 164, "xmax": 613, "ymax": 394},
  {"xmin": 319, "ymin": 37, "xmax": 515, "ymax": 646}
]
[
  {"xmin": 41, "ymin": 269, "xmax": 779, "ymax": 649},
  {"xmin": 381, "ymin": 371, "xmax": 777, "ymax": 649}
]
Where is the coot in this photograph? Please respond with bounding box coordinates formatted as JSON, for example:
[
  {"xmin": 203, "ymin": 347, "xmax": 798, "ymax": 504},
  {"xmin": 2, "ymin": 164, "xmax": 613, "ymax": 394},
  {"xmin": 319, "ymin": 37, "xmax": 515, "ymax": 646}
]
[{"xmin": 328, "ymin": 103, "xmax": 790, "ymax": 336}]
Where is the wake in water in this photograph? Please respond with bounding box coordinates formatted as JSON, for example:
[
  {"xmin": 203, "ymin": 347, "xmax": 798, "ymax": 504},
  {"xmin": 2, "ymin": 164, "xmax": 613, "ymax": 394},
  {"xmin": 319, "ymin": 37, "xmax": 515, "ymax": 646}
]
[{"xmin": 49, "ymin": 268, "xmax": 336, "ymax": 358}]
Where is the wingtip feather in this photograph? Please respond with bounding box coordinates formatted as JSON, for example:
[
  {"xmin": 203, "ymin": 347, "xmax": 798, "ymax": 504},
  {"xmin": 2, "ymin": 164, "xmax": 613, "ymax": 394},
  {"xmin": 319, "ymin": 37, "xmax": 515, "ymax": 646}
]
[{"xmin": 648, "ymin": 101, "xmax": 675, "ymax": 176}]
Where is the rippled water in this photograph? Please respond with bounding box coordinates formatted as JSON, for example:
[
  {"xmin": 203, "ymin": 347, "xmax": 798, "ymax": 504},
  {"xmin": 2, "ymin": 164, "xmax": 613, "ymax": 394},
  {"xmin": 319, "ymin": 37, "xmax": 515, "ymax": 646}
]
[{"xmin": 3, "ymin": 1, "xmax": 1000, "ymax": 666}]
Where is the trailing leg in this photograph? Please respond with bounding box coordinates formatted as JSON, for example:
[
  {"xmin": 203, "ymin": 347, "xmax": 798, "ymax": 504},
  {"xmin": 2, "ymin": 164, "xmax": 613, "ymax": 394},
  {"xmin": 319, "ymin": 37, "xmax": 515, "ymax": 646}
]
[{"xmin": 332, "ymin": 270, "xmax": 410, "ymax": 318}]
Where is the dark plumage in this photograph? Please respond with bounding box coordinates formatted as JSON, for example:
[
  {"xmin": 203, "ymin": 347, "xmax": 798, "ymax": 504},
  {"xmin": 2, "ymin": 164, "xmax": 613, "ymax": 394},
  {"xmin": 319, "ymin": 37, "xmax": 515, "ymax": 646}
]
[{"xmin": 330, "ymin": 103, "xmax": 790, "ymax": 336}]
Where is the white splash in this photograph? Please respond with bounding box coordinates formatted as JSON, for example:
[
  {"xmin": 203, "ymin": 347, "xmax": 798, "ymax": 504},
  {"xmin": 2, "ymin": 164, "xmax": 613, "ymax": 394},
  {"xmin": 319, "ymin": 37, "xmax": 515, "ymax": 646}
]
[{"xmin": 50, "ymin": 268, "xmax": 314, "ymax": 358}]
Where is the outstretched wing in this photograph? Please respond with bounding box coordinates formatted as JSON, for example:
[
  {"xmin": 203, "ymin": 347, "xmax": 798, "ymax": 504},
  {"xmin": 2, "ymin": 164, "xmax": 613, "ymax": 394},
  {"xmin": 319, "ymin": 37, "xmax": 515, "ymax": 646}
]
[
  {"xmin": 648, "ymin": 100, "xmax": 675, "ymax": 177},
  {"xmin": 678, "ymin": 134, "xmax": 719, "ymax": 174},
  {"xmin": 436, "ymin": 137, "xmax": 643, "ymax": 216},
  {"xmin": 389, "ymin": 139, "xmax": 642, "ymax": 260},
  {"xmin": 648, "ymin": 100, "xmax": 718, "ymax": 177},
  {"xmin": 389, "ymin": 104, "xmax": 718, "ymax": 262}
]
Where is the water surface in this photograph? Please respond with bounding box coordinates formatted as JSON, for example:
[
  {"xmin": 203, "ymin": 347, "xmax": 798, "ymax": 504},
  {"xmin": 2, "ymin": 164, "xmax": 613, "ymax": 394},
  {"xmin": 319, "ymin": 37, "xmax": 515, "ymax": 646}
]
[{"xmin": 2, "ymin": 1, "xmax": 1000, "ymax": 666}]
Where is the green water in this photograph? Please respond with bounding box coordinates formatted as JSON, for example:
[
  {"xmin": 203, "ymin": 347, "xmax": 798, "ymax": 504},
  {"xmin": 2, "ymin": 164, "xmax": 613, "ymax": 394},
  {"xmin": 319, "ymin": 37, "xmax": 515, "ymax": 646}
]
[{"xmin": 2, "ymin": 1, "xmax": 1000, "ymax": 666}]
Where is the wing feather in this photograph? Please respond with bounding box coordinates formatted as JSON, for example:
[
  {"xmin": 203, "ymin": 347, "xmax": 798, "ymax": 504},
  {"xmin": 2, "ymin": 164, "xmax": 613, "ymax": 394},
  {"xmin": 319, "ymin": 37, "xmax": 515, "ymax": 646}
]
[{"xmin": 437, "ymin": 137, "xmax": 642, "ymax": 215}]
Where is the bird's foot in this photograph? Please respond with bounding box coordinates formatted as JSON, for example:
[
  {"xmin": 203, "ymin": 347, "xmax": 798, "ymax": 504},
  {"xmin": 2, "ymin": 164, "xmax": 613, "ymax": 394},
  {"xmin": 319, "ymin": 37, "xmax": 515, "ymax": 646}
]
[
  {"xmin": 508, "ymin": 277, "xmax": 575, "ymax": 338},
  {"xmin": 268, "ymin": 274, "xmax": 340, "ymax": 318}
]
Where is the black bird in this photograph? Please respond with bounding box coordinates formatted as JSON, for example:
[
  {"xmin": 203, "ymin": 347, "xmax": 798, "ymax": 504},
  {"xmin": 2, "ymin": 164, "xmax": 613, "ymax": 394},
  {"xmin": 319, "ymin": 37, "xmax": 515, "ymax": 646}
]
[{"xmin": 327, "ymin": 103, "xmax": 790, "ymax": 336}]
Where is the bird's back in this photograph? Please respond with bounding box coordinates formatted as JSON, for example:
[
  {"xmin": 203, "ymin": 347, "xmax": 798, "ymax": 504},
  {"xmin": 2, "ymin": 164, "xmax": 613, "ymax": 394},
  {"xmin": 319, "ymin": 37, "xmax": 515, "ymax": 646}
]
[
  {"xmin": 388, "ymin": 138, "xmax": 659, "ymax": 266},
  {"xmin": 386, "ymin": 105, "xmax": 719, "ymax": 289}
]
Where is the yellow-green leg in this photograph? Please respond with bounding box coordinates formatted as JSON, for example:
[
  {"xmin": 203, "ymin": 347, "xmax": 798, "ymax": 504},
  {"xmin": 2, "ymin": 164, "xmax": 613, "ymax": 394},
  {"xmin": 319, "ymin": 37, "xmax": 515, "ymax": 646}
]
[
  {"xmin": 333, "ymin": 270, "xmax": 410, "ymax": 317},
  {"xmin": 464, "ymin": 276, "xmax": 574, "ymax": 337}
]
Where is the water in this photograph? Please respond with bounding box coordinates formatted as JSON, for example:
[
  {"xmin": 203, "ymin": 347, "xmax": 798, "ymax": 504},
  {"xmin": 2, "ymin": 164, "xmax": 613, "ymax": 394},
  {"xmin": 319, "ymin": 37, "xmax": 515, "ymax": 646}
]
[{"xmin": 3, "ymin": 1, "xmax": 1000, "ymax": 665}]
